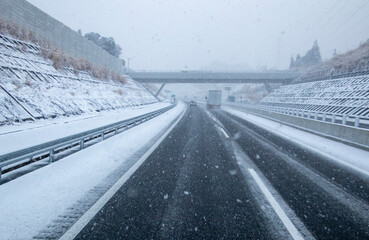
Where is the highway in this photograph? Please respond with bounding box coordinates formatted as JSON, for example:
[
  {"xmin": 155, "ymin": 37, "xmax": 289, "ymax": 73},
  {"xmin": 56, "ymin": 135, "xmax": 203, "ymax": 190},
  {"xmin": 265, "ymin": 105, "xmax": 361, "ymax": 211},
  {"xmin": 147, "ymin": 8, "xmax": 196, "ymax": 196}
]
[{"xmin": 73, "ymin": 104, "xmax": 369, "ymax": 239}]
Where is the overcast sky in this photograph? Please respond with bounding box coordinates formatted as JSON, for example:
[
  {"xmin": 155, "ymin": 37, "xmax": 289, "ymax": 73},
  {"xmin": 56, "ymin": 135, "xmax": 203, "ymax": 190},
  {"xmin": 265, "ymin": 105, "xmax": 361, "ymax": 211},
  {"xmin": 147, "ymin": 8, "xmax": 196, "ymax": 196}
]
[{"xmin": 27, "ymin": 0, "xmax": 369, "ymax": 71}]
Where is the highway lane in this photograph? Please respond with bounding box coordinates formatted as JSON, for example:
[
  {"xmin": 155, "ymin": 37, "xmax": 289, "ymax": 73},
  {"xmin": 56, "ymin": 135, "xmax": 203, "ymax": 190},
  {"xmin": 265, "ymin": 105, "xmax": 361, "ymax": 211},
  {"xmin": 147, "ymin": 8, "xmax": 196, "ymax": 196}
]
[
  {"xmin": 212, "ymin": 110, "xmax": 369, "ymax": 239},
  {"xmin": 217, "ymin": 108, "xmax": 369, "ymax": 202},
  {"xmin": 70, "ymin": 104, "xmax": 369, "ymax": 239},
  {"xmin": 74, "ymin": 105, "xmax": 275, "ymax": 239}
]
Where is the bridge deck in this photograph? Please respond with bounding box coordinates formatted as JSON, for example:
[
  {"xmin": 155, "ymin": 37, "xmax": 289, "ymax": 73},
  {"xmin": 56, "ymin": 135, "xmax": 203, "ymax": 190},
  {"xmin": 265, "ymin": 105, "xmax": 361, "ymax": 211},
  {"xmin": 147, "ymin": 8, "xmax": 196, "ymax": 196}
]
[{"xmin": 127, "ymin": 71, "xmax": 301, "ymax": 83}]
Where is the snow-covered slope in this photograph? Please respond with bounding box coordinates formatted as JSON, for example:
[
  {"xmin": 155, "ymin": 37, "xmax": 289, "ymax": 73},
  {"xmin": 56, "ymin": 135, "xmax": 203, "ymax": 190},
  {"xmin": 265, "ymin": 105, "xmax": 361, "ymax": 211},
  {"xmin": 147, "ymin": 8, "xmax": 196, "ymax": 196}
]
[
  {"xmin": 260, "ymin": 75, "xmax": 369, "ymax": 118},
  {"xmin": 0, "ymin": 34, "xmax": 157, "ymax": 124}
]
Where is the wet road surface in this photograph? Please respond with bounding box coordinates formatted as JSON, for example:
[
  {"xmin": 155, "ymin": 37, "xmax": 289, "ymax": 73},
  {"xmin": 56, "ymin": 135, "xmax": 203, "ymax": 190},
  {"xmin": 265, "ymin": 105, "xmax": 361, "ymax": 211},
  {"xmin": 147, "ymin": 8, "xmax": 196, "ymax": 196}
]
[
  {"xmin": 213, "ymin": 110, "xmax": 369, "ymax": 239},
  {"xmin": 73, "ymin": 105, "xmax": 369, "ymax": 239},
  {"xmin": 75, "ymin": 105, "xmax": 273, "ymax": 239}
]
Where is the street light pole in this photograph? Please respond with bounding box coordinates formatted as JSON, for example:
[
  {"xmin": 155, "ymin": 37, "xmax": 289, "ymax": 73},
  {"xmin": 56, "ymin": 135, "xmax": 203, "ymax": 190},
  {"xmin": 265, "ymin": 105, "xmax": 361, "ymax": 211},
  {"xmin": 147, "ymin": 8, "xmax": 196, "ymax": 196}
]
[{"xmin": 127, "ymin": 58, "xmax": 133, "ymax": 74}]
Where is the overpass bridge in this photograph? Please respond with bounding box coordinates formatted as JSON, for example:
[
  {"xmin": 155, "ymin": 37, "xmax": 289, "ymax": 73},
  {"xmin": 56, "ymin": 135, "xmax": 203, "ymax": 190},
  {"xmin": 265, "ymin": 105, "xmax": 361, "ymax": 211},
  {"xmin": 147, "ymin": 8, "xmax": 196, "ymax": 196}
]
[{"xmin": 127, "ymin": 71, "xmax": 302, "ymax": 96}]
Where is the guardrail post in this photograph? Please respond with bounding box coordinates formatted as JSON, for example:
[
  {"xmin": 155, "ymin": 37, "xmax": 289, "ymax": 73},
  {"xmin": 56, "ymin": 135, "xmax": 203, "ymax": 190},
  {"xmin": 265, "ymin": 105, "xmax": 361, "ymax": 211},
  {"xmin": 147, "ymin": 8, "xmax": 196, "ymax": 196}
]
[
  {"xmin": 307, "ymin": 111, "xmax": 311, "ymax": 119},
  {"xmin": 0, "ymin": 167, "xmax": 2, "ymax": 181},
  {"xmin": 115, "ymin": 128, "xmax": 118, "ymax": 134},
  {"xmin": 342, "ymin": 115, "xmax": 347, "ymax": 125},
  {"xmin": 80, "ymin": 139, "xmax": 84, "ymax": 150},
  {"xmin": 323, "ymin": 113, "xmax": 326, "ymax": 121},
  {"xmin": 355, "ymin": 116, "xmax": 360, "ymax": 127},
  {"xmin": 314, "ymin": 112, "xmax": 318, "ymax": 120},
  {"xmin": 49, "ymin": 149, "xmax": 54, "ymax": 163},
  {"xmin": 101, "ymin": 132, "xmax": 105, "ymax": 140},
  {"xmin": 331, "ymin": 114, "xmax": 336, "ymax": 123}
]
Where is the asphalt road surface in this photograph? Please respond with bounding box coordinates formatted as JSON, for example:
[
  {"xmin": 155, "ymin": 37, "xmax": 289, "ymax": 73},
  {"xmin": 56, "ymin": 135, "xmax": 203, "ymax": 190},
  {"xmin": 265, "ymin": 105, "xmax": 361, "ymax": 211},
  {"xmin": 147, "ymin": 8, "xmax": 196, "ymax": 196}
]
[
  {"xmin": 74, "ymin": 105, "xmax": 369, "ymax": 239},
  {"xmin": 212, "ymin": 110, "xmax": 369, "ymax": 239}
]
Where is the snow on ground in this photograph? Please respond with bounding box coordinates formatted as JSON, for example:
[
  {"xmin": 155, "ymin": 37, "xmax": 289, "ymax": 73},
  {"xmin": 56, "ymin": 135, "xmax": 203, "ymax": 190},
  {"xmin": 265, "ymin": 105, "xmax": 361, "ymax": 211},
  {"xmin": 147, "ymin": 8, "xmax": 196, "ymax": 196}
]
[
  {"xmin": 223, "ymin": 107, "xmax": 369, "ymax": 176},
  {"xmin": 0, "ymin": 102, "xmax": 185, "ymax": 240},
  {"xmin": 0, "ymin": 33, "xmax": 158, "ymax": 123},
  {"xmin": 0, "ymin": 102, "xmax": 170, "ymax": 155}
]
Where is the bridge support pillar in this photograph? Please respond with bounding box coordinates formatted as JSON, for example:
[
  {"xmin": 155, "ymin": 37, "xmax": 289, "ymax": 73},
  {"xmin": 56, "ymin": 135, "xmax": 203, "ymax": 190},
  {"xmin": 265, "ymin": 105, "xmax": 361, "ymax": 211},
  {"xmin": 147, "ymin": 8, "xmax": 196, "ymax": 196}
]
[
  {"xmin": 264, "ymin": 83, "xmax": 272, "ymax": 93},
  {"xmin": 155, "ymin": 82, "xmax": 166, "ymax": 97},
  {"xmin": 139, "ymin": 83, "xmax": 160, "ymax": 101}
]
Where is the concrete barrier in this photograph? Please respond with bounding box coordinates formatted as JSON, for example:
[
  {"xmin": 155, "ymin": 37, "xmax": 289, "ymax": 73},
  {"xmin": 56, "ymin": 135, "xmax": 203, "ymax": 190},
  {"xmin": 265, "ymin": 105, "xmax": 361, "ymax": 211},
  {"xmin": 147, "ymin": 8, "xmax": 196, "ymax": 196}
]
[
  {"xmin": 226, "ymin": 104, "xmax": 369, "ymax": 149},
  {"xmin": 0, "ymin": 0, "xmax": 124, "ymax": 73}
]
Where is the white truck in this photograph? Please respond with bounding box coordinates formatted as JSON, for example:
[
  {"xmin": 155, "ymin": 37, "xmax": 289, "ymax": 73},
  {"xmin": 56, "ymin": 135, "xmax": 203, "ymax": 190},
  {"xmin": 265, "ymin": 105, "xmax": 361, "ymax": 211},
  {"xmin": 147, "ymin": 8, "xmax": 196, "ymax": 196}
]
[{"xmin": 207, "ymin": 90, "xmax": 222, "ymax": 109}]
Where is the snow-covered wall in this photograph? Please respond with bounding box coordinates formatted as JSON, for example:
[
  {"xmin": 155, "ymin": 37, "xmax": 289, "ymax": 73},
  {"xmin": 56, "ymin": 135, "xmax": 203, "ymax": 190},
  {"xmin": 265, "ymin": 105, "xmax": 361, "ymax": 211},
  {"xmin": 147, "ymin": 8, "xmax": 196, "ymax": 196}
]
[
  {"xmin": 261, "ymin": 75, "xmax": 369, "ymax": 118},
  {"xmin": 0, "ymin": 34, "xmax": 158, "ymax": 124},
  {"xmin": 0, "ymin": 0, "xmax": 124, "ymax": 74}
]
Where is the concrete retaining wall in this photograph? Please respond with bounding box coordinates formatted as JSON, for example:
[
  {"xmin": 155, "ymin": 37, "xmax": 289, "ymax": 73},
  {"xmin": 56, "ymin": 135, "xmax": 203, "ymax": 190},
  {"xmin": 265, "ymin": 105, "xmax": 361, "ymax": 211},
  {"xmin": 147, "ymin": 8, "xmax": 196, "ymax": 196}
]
[
  {"xmin": 0, "ymin": 0, "xmax": 124, "ymax": 73},
  {"xmin": 227, "ymin": 105, "xmax": 369, "ymax": 149}
]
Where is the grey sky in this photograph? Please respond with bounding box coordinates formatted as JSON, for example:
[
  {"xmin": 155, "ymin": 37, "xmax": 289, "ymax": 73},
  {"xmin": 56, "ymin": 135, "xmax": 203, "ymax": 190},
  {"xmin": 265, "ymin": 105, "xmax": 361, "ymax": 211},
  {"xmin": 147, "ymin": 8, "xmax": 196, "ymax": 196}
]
[{"xmin": 27, "ymin": 0, "xmax": 369, "ymax": 71}]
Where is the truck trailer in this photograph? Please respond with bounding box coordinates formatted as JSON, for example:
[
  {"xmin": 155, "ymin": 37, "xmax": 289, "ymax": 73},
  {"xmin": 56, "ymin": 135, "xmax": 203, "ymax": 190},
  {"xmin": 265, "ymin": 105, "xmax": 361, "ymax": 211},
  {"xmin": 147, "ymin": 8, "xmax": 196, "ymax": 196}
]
[{"xmin": 207, "ymin": 90, "xmax": 222, "ymax": 109}]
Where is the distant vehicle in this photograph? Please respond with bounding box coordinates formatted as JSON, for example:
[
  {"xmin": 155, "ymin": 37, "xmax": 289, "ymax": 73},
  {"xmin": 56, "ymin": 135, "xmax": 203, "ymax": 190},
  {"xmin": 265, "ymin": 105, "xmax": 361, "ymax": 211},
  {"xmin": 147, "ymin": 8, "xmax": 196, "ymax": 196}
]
[
  {"xmin": 170, "ymin": 94, "xmax": 176, "ymax": 104},
  {"xmin": 190, "ymin": 100, "xmax": 197, "ymax": 106},
  {"xmin": 207, "ymin": 90, "xmax": 222, "ymax": 109},
  {"xmin": 227, "ymin": 95, "xmax": 236, "ymax": 102}
]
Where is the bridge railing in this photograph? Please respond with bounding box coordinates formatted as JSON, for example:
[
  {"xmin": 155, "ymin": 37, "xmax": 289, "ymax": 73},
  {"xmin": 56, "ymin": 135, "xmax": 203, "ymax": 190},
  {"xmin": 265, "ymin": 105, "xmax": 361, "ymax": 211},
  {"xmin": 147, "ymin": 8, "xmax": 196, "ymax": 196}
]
[{"xmin": 127, "ymin": 71, "xmax": 302, "ymax": 83}]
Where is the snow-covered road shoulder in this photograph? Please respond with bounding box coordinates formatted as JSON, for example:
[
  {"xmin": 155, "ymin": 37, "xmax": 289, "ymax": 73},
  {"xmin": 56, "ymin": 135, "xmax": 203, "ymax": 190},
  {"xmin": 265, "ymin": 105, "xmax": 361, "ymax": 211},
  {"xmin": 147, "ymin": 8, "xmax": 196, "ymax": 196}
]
[
  {"xmin": 0, "ymin": 102, "xmax": 171, "ymax": 155},
  {"xmin": 0, "ymin": 102, "xmax": 185, "ymax": 240},
  {"xmin": 223, "ymin": 107, "xmax": 369, "ymax": 176}
]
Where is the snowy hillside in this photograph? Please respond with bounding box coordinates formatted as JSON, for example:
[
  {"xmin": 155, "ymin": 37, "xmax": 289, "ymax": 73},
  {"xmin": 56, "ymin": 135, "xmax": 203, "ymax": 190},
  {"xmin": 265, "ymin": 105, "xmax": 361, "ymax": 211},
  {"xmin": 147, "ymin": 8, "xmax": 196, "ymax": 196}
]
[
  {"xmin": 260, "ymin": 74, "xmax": 369, "ymax": 118},
  {"xmin": 297, "ymin": 40, "xmax": 369, "ymax": 82},
  {"xmin": 0, "ymin": 34, "xmax": 158, "ymax": 124}
]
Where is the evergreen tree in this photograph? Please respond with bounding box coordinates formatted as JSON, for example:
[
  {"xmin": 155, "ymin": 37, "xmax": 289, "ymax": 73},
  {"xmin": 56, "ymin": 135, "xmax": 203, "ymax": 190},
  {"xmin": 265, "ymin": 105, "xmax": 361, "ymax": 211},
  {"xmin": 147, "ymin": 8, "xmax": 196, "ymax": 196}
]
[
  {"xmin": 84, "ymin": 32, "xmax": 122, "ymax": 57},
  {"xmin": 289, "ymin": 56, "xmax": 295, "ymax": 69},
  {"xmin": 295, "ymin": 54, "xmax": 301, "ymax": 67},
  {"xmin": 291, "ymin": 41, "xmax": 321, "ymax": 68}
]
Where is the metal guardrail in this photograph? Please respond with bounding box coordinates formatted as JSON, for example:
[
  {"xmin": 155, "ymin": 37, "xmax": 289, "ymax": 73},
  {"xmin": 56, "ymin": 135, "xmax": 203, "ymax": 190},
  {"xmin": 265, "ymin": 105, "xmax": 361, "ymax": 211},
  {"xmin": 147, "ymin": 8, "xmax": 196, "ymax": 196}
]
[
  {"xmin": 225, "ymin": 103, "xmax": 369, "ymax": 129},
  {"xmin": 0, "ymin": 104, "xmax": 176, "ymax": 180}
]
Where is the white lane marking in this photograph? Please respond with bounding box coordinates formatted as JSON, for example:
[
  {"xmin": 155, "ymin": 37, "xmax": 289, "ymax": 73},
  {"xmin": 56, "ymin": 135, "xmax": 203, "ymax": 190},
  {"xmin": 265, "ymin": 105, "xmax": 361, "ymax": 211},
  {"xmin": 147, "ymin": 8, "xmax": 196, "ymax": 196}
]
[
  {"xmin": 209, "ymin": 114, "xmax": 229, "ymax": 138},
  {"xmin": 59, "ymin": 105, "xmax": 187, "ymax": 240},
  {"xmin": 248, "ymin": 168, "xmax": 304, "ymax": 240},
  {"xmin": 219, "ymin": 127, "xmax": 229, "ymax": 138}
]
